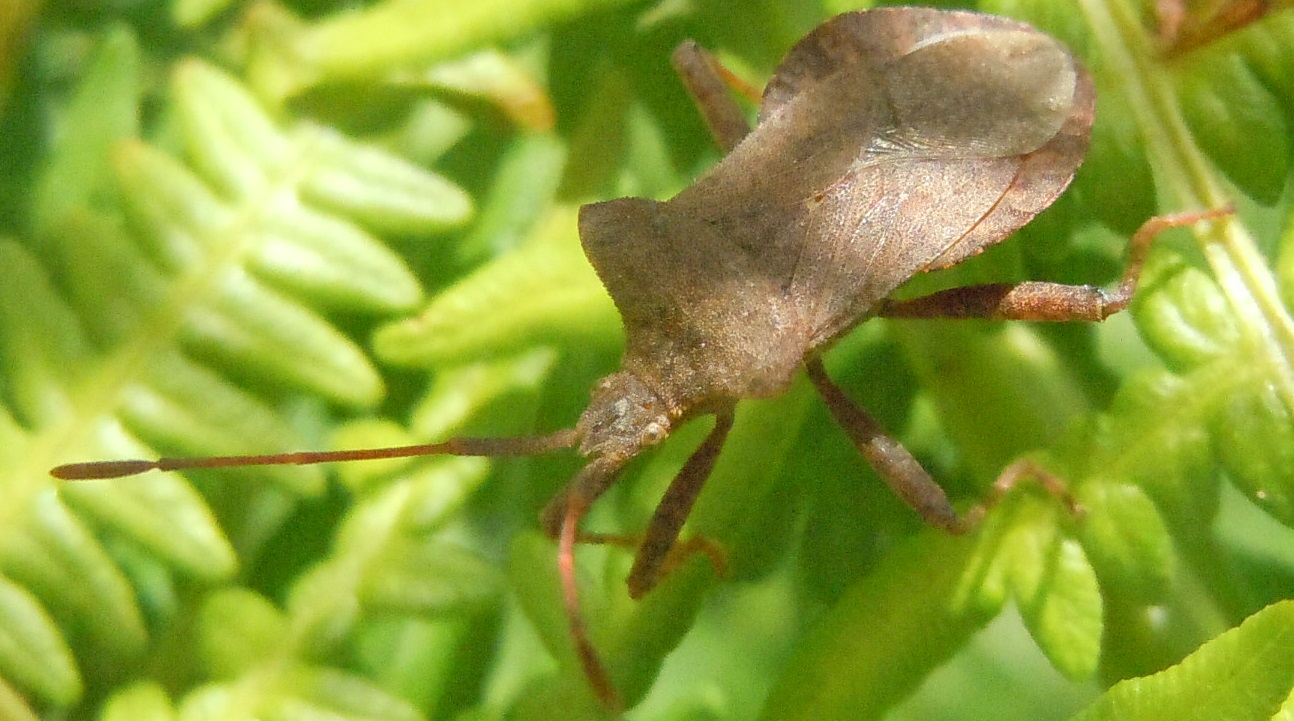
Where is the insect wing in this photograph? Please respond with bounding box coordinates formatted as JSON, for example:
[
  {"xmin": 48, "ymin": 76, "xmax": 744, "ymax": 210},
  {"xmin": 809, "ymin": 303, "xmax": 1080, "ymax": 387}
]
[
  {"xmin": 764, "ymin": 8, "xmax": 1095, "ymax": 346},
  {"xmin": 576, "ymin": 8, "xmax": 1094, "ymax": 400}
]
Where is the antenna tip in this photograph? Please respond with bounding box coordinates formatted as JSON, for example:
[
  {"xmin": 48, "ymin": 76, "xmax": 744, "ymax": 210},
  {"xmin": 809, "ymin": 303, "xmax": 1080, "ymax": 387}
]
[{"xmin": 50, "ymin": 460, "xmax": 158, "ymax": 480}]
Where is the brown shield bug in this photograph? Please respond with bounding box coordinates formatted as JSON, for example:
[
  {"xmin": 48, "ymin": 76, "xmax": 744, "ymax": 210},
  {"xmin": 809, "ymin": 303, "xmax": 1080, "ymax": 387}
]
[{"xmin": 53, "ymin": 6, "xmax": 1229, "ymax": 710}]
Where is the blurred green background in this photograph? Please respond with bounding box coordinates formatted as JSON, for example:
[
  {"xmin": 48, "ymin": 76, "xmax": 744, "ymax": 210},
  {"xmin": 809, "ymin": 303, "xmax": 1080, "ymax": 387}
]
[{"xmin": 2, "ymin": 0, "xmax": 1294, "ymax": 719}]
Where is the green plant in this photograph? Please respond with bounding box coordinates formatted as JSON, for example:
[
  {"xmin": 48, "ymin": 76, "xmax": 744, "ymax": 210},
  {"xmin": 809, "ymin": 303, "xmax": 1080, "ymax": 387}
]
[{"xmin": 2, "ymin": 0, "xmax": 1292, "ymax": 719}]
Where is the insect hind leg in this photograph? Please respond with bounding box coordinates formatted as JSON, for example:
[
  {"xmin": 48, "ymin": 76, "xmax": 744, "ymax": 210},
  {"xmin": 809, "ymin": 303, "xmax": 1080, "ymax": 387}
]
[
  {"xmin": 877, "ymin": 208, "xmax": 1232, "ymax": 322},
  {"xmin": 805, "ymin": 358, "xmax": 966, "ymax": 533}
]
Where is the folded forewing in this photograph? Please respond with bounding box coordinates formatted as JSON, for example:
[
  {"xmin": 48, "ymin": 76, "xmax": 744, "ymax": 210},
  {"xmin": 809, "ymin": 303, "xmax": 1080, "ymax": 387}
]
[{"xmin": 578, "ymin": 6, "xmax": 1094, "ymax": 398}]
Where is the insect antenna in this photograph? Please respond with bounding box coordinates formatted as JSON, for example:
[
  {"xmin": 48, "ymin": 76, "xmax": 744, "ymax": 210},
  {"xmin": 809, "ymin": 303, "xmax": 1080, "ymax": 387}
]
[{"xmin": 49, "ymin": 428, "xmax": 581, "ymax": 480}]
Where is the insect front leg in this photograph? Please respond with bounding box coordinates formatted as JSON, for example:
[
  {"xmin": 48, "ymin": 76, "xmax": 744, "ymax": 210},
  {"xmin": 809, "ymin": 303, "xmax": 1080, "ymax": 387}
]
[
  {"xmin": 533, "ymin": 413, "xmax": 732, "ymax": 709},
  {"xmin": 805, "ymin": 358, "xmax": 965, "ymax": 533},
  {"xmin": 625, "ymin": 410, "xmax": 734, "ymax": 599},
  {"xmin": 671, "ymin": 40, "xmax": 757, "ymax": 151},
  {"xmin": 878, "ymin": 208, "xmax": 1231, "ymax": 322},
  {"xmin": 539, "ymin": 411, "xmax": 732, "ymax": 599},
  {"xmin": 539, "ymin": 455, "xmax": 632, "ymax": 711}
]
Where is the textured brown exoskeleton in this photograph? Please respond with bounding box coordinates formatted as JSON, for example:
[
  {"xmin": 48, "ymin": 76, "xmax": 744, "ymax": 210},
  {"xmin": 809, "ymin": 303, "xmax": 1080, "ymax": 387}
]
[{"xmin": 52, "ymin": 7, "xmax": 1228, "ymax": 710}]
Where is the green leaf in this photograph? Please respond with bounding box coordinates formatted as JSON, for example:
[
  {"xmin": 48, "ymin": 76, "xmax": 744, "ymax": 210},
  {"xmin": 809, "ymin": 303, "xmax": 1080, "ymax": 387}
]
[
  {"xmin": 112, "ymin": 139, "xmax": 386, "ymax": 406},
  {"xmin": 0, "ymin": 678, "xmax": 42, "ymax": 721},
  {"xmin": 1068, "ymin": 600, "xmax": 1294, "ymax": 721},
  {"xmin": 1134, "ymin": 251, "xmax": 1242, "ymax": 372},
  {"xmin": 1016, "ymin": 537, "xmax": 1102, "ymax": 680},
  {"xmin": 8, "ymin": 1, "xmax": 1294, "ymax": 718},
  {"xmin": 281, "ymin": 355, "xmax": 553, "ymax": 654},
  {"xmin": 375, "ymin": 207, "xmax": 620, "ymax": 366},
  {"xmin": 956, "ymin": 493, "xmax": 1101, "ymax": 681},
  {"xmin": 759, "ymin": 532, "xmax": 995, "ymax": 721},
  {"xmin": 407, "ymin": 347, "xmax": 559, "ymax": 443},
  {"xmin": 175, "ymin": 666, "xmax": 424, "ymax": 721},
  {"xmin": 350, "ymin": 616, "xmax": 474, "ymax": 717},
  {"xmin": 1213, "ymin": 382, "xmax": 1294, "ymax": 526},
  {"xmin": 893, "ymin": 321, "xmax": 1092, "ymax": 479},
  {"xmin": 1175, "ymin": 48, "xmax": 1290, "ymax": 204},
  {"xmin": 2, "ymin": 19, "xmax": 470, "ymax": 710},
  {"xmin": 412, "ymin": 51, "xmax": 557, "ymax": 131},
  {"xmin": 247, "ymin": 0, "xmax": 645, "ymax": 99},
  {"xmin": 449, "ymin": 132, "xmax": 567, "ymax": 265},
  {"xmin": 31, "ymin": 25, "xmax": 140, "ymax": 234},
  {"xmin": 0, "ymin": 241, "xmax": 234, "ymax": 705},
  {"xmin": 1073, "ymin": 82, "xmax": 1157, "ymax": 233},
  {"xmin": 0, "ymin": 242, "xmax": 92, "ymax": 420},
  {"xmin": 172, "ymin": 0, "xmax": 233, "ymax": 29},
  {"xmin": 101, "ymin": 682, "xmax": 178, "ymax": 721},
  {"xmin": 359, "ymin": 537, "xmax": 502, "ymax": 614},
  {"xmin": 175, "ymin": 61, "xmax": 471, "ymax": 238},
  {"xmin": 60, "ymin": 472, "xmax": 236, "ymax": 581},
  {"xmin": 295, "ymin": 124, "xmax": 473, "ymax": 235},
  {"xmin": 197, "ymin": 589, "xmax": 288, "ymax": 679},
  {"xmin": 1086, "ymin": 369, "xmax": 1220, "ymax": 527},
  {"xmin": 273, "ymin": 666, "xmax": 424, "ymax": 721},
  {"xmin": 1076, "ymin": 480, "xmax": 1176, "ymax": 601},
  {"xmin": 0, "ymin": 492, "xmax": 147, "ymax": 660},
  {"xmin": 0, "ymin": 574, "xmax": 80, "ymax": 705}
]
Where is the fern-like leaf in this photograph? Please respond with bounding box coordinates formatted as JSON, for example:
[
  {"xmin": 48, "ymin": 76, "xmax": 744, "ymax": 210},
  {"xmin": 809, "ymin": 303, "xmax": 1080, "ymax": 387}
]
[
  {"xmin": 0, "ymin": 25, "xmax": 471, "ymax": 714},
  {"xmin": 7, "ymin": 0, "xmax": 1294, "ymax": 719}
]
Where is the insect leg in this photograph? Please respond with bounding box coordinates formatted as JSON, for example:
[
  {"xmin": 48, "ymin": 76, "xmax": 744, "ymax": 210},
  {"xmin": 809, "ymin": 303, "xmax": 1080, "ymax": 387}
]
[
  {"xmin": 625, "ymin": 411, "xmax": 734, "ymax": 599},
  {"xmin": 540, "ymin": 455, "xmax": 632, "ymax": 711},
  {"xmin": 805, "ymin": 358, "xmax": 965, "ymax": 533},
  {"xmin": 671, "ymin": 40, "xmax": 755, "ymax": 151},
  {"xmin": 956, "ymin": 458, "xmax": 1085, "ymax": 529},
  {"xmin": 878, "ymin": 208, "xmax": 1231, "ymax": 322},
  {"xmin": 1156, "ymin": 0, "xmax": 1274, "ymax": 56}
]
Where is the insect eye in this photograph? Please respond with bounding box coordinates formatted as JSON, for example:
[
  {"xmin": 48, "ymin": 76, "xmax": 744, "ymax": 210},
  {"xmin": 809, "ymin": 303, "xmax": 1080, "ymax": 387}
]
[{"xmin": 642, "ymin": 420, "xmax": 668, "ymax": 445}]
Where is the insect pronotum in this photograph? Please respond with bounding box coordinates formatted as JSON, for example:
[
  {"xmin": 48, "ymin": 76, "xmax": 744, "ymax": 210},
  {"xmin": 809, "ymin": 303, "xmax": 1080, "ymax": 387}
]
[{"xmin": 52, "ymin": 6, "xmax": 1229, "ymax": 710}]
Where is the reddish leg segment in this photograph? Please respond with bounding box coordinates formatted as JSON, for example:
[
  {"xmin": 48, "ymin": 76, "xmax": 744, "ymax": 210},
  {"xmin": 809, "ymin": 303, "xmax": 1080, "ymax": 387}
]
[
  {"xmin": 808, "ymin": 364, "xmax": 1089, "ymax": 534},
  {"xmin": 541, "ymin": 412, "xmax": 735, "ymax": 707},
  {"xmin": 805, "ymin": 357, "xmax": 965, "ymax": 533},
  {"xmin": 543, "ymin": 455, "xmax": 631, "ymax": 711},
  {"xmin": 878, "ymin": 208, "xmax": 1231, "ymax": 322}
]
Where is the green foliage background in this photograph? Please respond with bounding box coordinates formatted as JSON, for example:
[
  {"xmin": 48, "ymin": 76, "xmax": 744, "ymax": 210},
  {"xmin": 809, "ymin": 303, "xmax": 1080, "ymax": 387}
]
[{"xmin": 2, "ymin": 0, "xmax": 1294, "ymax": 719}]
